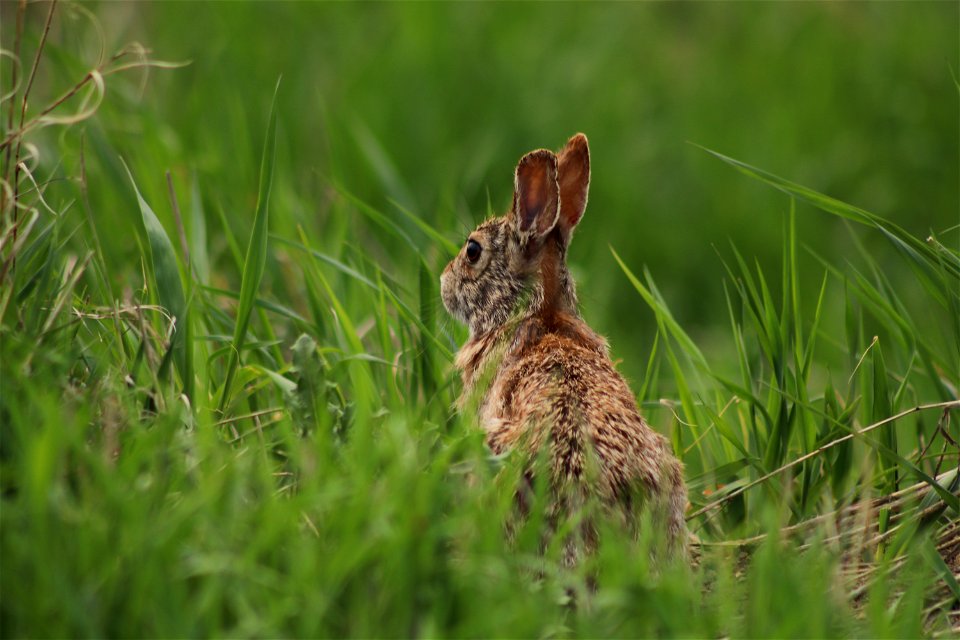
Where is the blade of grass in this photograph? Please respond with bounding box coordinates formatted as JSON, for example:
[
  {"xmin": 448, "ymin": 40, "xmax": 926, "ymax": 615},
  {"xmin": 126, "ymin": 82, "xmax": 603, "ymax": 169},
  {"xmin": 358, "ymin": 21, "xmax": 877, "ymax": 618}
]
[
  {"xmin": 332, "ymin": 184, "xmax": 417, "ymax": 252},
  {"xmin": 418, "ymin": 257, "xmax": 438, "ymax": 398},
  {"xmin": 636, "ymin": 330, "xmax": 660, "ymax": 403},
  {"xmin": 188, "ymin": 174, "xmax": 210, "ymax": 284},
  {"xmin": 688, "ymin": 400, "xmax": 960, "ymax": 521},
  {"xmin": 200, "ymin": 284, "xmax": 307, "ymax": 324},
  {"xmin": 218, "ymin": 78, "xmax": 280, "ymax": 415},
  {"xmin": 388, "ymin": 197, "xmax": 459, "ymax": 256},
  {"xmin": 872, "ymin": 340, "xmax": 898, "ymax": 490},
  {"xmin": 272, "ymin": 235, "xmax": 380, "ymax": 292},
  {"xmin": 121, "ymin": 158, "xmax": 189, "ymax": 395},
  {"xmin": 695, "ymin": 144, "xmax": 960, "ymax": 282},
  {"xmin": 610, "ymin": 247, "xmax": 708, "ymax": 368}
]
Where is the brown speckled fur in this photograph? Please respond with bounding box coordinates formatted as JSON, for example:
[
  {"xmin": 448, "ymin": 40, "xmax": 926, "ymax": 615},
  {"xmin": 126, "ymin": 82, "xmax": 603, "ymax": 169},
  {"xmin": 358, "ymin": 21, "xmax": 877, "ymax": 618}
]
[{"xmin": 441, "ymin": 134, "xmax": 687, "ymax": 559}]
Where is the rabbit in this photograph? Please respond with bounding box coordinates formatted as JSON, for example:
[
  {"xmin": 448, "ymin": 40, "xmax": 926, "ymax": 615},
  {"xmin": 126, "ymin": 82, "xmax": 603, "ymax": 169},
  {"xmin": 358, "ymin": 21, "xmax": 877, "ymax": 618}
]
[{"xmin": 440, "ymin": 133, "xmax": 687, "ymax": 560}]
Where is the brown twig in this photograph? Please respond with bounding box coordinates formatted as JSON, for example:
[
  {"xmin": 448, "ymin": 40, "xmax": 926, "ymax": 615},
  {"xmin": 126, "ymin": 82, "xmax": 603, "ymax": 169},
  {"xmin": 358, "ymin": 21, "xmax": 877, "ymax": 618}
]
[
  {"xmin": 2, "ymin": 0, "xmax": 26, "ymax": 193},
  {"xmin": 0, "ymin": 47, "xmax": 186, "ymax": 150},
  {"xmin": 933, "ymin": 407, "xmax": 958, "ymax": 479},
  {"xmin": 1, "ymin": 68, "xmax": 94, "ymax": 150},
  {"xmin": 13, "ymin": 0, "xmax": 58, "ymax": 230},
  {"xmin": 696, "ymin": 469, "xmax": 956, "ymax": 549},
  {"xmin": 687, "ymin": 400, "xmax": 960, "ymax": 521}
]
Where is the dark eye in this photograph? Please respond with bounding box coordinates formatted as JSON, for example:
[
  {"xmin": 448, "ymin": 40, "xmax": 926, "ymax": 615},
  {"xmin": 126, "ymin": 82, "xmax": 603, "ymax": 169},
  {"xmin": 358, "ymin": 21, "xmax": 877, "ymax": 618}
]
[{"xmin": 465, "ymin": 239, "xmax": 482, "ymax": 264}]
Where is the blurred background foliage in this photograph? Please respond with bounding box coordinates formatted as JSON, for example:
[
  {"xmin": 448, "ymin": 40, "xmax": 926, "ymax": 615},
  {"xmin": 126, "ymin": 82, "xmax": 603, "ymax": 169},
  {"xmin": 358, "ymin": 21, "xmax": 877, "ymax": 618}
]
[
  {"xmin": 26, "ymin": 1, "xmax": 958, "ymax": 384},
  {"xmin": 2, "ymin": 3, "xmax": 958, "ymax": 635}
]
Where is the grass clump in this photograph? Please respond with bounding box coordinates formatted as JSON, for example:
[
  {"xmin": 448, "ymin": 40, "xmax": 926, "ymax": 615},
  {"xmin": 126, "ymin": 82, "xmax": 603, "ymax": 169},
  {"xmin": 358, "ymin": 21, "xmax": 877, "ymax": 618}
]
[{"xmin": 1, "ymin": 3, "xmax": 957, "ymax": 637}]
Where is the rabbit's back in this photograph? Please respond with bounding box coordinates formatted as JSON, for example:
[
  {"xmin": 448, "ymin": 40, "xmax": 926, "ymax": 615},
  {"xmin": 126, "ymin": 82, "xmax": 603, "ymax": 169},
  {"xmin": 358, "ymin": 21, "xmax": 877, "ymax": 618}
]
[{"xmin": 482, "ymin": 317, "xmax": 681, "ymax": 502}]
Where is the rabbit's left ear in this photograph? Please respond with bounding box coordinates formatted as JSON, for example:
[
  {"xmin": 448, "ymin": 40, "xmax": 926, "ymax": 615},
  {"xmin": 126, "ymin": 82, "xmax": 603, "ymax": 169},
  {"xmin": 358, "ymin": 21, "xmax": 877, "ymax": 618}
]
[
  {"xmin": 556, "ymin": 133, "xmax": 590, "ymax": 245},
  {"xmin": 512, "ymin": 149, "xmax": 560, "ymax": 244}
]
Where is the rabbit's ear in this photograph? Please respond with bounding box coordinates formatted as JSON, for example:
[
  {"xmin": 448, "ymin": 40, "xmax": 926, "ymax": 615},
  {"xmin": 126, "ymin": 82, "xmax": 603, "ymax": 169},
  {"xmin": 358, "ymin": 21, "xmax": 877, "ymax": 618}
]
[
  {"xmin": 556, "ymin": 133, "xmax": 590, "ymax": 244},
  {"xmin": 512, "ymin": 149, "xmax": 560, "ymax": 243}
]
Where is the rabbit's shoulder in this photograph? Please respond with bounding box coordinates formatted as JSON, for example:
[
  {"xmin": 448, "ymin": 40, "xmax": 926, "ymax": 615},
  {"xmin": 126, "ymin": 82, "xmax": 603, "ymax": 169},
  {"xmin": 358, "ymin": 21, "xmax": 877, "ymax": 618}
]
[{"xmin": 490, "ymin": 325, "xmax": 672, "ymax": 477}]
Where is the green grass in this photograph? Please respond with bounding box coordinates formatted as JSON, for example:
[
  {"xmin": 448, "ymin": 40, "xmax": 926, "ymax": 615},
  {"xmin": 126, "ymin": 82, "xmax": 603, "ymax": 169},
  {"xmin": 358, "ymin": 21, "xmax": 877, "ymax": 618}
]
[{"xmin": 2, "ymin": 3, "xmax": 958, "ymax": 637}]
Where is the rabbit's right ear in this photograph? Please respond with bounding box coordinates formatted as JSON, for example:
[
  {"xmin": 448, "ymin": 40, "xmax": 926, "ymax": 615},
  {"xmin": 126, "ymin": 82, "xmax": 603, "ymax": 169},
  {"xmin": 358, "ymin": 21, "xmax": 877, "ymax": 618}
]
[
  {"xmin": 511, "ymin": 149, "xmax": 560, "ymax": 245},
  {"xmin": 556, "ymin": 133, "xmax": 590, "ymax": 245}
]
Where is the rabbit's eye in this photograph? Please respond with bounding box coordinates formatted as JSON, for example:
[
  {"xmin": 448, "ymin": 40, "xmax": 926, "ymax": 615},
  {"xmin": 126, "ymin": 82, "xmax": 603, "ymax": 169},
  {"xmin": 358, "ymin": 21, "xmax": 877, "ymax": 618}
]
[{"xmin": 465, "ymin": 239, "xmax": 482, "ymax": 264}]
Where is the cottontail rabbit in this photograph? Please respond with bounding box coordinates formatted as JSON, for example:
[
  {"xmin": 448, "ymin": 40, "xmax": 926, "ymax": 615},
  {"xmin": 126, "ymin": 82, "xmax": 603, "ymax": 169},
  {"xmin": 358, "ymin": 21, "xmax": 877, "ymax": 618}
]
[{"xmin": 441, "ymin": 134, "xmax": 687, "ymax": 559}]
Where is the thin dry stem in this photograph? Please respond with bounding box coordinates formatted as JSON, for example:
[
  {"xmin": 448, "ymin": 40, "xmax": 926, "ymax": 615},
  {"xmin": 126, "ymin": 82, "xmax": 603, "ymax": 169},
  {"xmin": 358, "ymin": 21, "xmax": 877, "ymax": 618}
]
[
  {"xmin": 688, "ymin": 400, "xmax": 960, "ymax": 521},
  {"xmin": 2, "ymin": 0, "xmax": 26, "ymax": 190},
  {"xmin": 13, "ymin": 0, "xmax": 58, "ymax": 223}
]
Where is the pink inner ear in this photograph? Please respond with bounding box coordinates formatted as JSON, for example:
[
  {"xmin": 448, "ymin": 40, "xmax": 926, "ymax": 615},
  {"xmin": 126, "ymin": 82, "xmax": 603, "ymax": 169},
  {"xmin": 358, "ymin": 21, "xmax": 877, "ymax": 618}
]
[
  {"xmin": 521, "ymin": 170, "xmax": 546, "ymax": 230},
  {"xmin": 515, "ymin": 150, "xmax": 559, "ymax": 238}
]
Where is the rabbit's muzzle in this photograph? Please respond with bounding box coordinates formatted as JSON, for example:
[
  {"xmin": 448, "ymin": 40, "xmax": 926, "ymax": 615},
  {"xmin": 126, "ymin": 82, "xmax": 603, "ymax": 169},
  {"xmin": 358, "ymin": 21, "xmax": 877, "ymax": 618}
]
[{"xmin": 439, "ymin": 262, "xmax": 462, "ymax": 324}]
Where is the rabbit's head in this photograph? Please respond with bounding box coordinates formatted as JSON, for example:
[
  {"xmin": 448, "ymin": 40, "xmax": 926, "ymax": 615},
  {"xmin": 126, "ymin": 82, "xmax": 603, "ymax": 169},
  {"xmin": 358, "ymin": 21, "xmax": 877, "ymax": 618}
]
[{"xmin": 441, "ymin": 134, "xmax": 590, "ymax": 337}]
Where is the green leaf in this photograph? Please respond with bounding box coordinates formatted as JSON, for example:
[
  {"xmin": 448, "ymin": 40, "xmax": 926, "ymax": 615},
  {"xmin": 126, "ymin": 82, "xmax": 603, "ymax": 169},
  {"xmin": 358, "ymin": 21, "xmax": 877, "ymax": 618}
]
[
  {"xmin": 289, "ymin": 334, "xmax": 323, "ymax": 435},
  {"xmin": 122, "ymin": 159, "xmax": 190, "ymax": 397},
  {"xmin": 218, "ymin": 78, "xmax": 280, "ymax": 414},
  {"xmin": 418, "ymin": 257, "xmax": 438, "ymax": 398},
  {"xmin": 921, "ymin": 537, "xmax": 960, "ymax": 605},
  {"xmin": 871, "ymin": 341, "xmax": 898, "ymax": 490}
]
